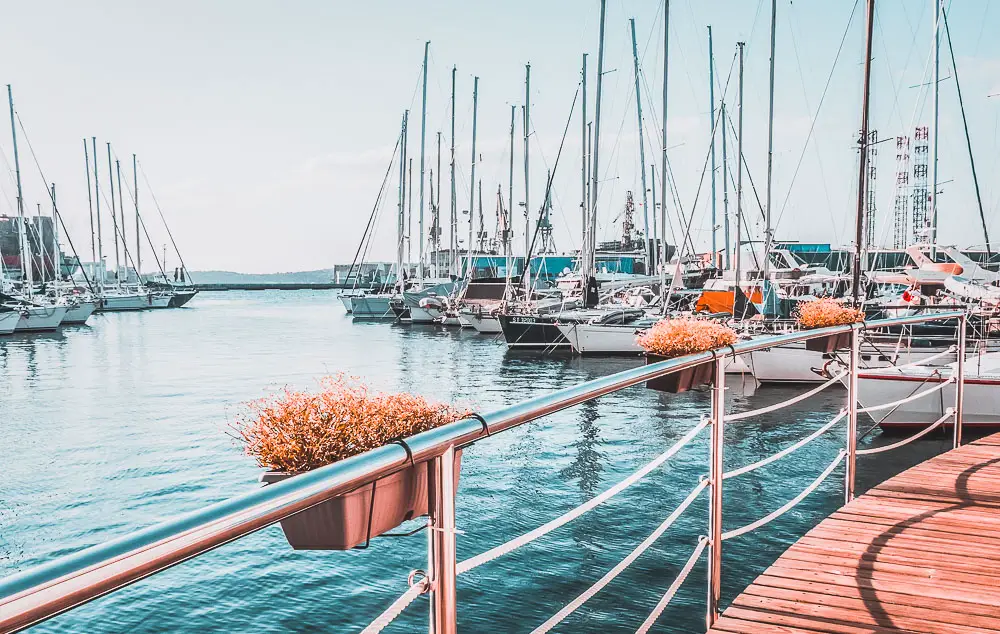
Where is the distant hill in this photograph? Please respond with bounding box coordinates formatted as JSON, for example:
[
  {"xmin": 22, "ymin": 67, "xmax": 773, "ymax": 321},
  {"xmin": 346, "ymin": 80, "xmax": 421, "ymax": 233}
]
[{"xmin": 189, "ymin": 269, "xmax": 334, "ymax": 284}]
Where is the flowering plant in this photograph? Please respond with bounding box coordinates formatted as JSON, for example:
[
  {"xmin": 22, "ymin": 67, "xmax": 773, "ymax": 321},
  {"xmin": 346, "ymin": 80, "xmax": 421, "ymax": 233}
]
[
  {"xmin": 795, "ymin": 298, "xmax": 864, "ymax": 329},
  {"xmin": 636, "ymin": 318, "xmax": 737, "ymax": 358},
  {"xmin": 232, "ymin": 375, "xmax": 468, "ymax": 472}
]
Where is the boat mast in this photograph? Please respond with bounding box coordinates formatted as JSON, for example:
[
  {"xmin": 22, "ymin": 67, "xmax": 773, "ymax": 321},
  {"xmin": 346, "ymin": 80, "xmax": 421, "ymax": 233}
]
[
  {"xmin": 590, "ymin": 0, "xmax": 607, "ymax": 287},
  {"xmin": 581, "ymin": 53, "xmax": 588, "ymax": 275},
  {"xmin": 106, "ymin": 145, "xmax": 120, "ymax": 287},
  {"xmin": 852, "ymin": 0, "xmax": 876, "ymax": 305},
  {"xmin": 407, "ymin": 158, "xmax": 413, "ymax": 273},
  {"xmin": 659, "ymin": 1, "xmax": 670, "ymax": 311},
  {"xmin": 650, "ymin": 162, "xmax": 658, "ymax": 267},
  {"xmin": 709, "ymin": 25, "xmax": 718, "ymax": 266},
  {"xmin": 116, "ymin": 159, "xmax": 131, "ymax": 285},
  {"xmin": 508, "ymin": 104, "xmax": 515, "ymax": 263},
  {"xmin": 449, "ymin": 66, "xmax": 457, "ymax": 276},
  {"xmin": 523, "ymin": 64, "xmax": 531, "ymax": 263},
  {"xmin": 721, "ymin": 100, "xmax": 730, "ymax": 270},
  {"xmin": 418, "ymin": 41, "xmax": 429, "ymax": 282},
  {"xmin": 397, "ymin": 112, "xmax": 406, "ymax": 287},
  {"xmin": 477, "ymin": 180, "xmax": 484, "ymax": 251},
  {"xmin": 51, "ymin": 184, "xmax": 60, "ymax": 294},
  {"xmin": 133, "ymin": 154, "xmax": 140, "ymax": 281},
  {"xmin": 629, "ymin": 20, "xmax": 651, "ymax": 271},
  {"xmin": 468, "ymin": 76, "xmax": 479, "ymax": 278},
  {"xmin": 930, "ymin": 0, "xmax": 941, "ymax": 258},
  {"xmin": 763, "ymin": 0, "xmax": 777, "ymax": 283},
  {"xmin": 6, "ymin": 85, "xmax": 31, "ymax": 296},
  {"xmin": 735, "ymin": 43, "xmax": 745, "ymax": 300},
  {"xmin": 433, "ymin": 130, "xmax": 441, "ymax": 279},
  {"xmin": 84, "ymin": 140, "xmax": 96, "ymax": 275},
  {"xmin": 92, "ymin": 138, "xmax": 103, "ymax": 288}
]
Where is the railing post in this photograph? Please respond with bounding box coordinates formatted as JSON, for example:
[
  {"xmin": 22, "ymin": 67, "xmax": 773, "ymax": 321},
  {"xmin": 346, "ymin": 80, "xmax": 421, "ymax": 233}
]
[
  {"xmin": 954, "ymin": 313, "xmax": 967, "ymax": 449},
  {"xmin": 707, "ymin": 353, "xmax": 725, "ymax": 627},
  {"xmin": 845, "ymin": 324, "xmax": 859, "ymax": 504},
  {"xmin": 428, "ymin": 445, "xmax": 458, "ymax": 634}
]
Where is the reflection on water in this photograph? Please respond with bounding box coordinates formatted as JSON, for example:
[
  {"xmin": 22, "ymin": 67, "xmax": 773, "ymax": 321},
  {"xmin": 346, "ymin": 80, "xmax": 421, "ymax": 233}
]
[{"xmin": 0, "ymin": 291, "xmax": 953, "ymax": 633}]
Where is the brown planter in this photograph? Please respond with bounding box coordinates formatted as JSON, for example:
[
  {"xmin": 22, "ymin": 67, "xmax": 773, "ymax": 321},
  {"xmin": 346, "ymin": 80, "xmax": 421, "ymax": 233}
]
[
  {"xmin": 645, "ymin": 354, "xmax": 715, "ymax": 393},
  {"xmin": 804, "ymin": 331, "xmax": 852, "ymax": 353},
  {"xmin": 261, "ymin": 450, "xmax": 462, "ymax": 550}
]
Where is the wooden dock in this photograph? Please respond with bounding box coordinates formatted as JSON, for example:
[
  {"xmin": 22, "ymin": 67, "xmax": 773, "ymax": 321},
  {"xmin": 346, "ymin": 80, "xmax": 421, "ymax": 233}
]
[{"xmin": 710, "ymin": 433, "xmax": 1000, "ymax": 634}]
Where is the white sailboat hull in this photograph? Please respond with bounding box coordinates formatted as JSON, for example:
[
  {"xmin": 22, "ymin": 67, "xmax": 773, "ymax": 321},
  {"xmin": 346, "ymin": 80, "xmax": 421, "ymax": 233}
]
[
  {"xmin": 61, "ymin": 301, "xmax": 97, "ymax": 324},
  {"xmin": 14, "ymin": 305, "xmax": 68, "ymax": 332},
  {"xmin": 408, "ymin": 305, "xmax": 442, "ymax": 324},
  {"xmin": 339, "ymin": 296, "xmax": 355, "ymax": 313},
  {"xmin": 464, "ymin": 312, "xmax": 502, "ymax": 334},
  {"xmin": 556, "ymin": 322, "xmax": 752, "ymax": 372},
  {"xmin": 858, "ymin": 373, "xmax": 1000, "ymax": 428},
  {"xmin": 750, "ymin": 341, "xmax": 953, "ymax": 384},
  {"xmin": 350, "ymin": 295, "xmax": 394, "ymax": 318},
  {"xmin": 0, "ymin": 311, "xmax": 20, "ymax": 335},
  {"xmin": 148, "ymin": 294, "xmax": 173, "ymax": 309},
  {"xmin": 99, "ymin": 293, "xmax": 150, "ymax": 312}
]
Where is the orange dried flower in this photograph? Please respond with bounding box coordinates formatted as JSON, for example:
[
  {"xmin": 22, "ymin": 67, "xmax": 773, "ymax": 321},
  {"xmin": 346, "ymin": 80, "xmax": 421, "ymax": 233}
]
[
  {"xmin": 795, "ymin": 298, "xmax": 864, "ymax": 329},
  {"xmin": 636, "ymin": 318, "xmax": 737, "ymax": 358},
  {"xmin": 232, "ymin": 375, "xmax": 469, "ymax": 472}
]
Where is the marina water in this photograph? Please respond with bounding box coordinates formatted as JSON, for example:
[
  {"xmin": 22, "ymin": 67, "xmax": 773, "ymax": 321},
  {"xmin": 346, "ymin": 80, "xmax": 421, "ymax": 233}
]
[{"xmin": 1, "ymin": 291, "xmax": 952, "ymax": 633}]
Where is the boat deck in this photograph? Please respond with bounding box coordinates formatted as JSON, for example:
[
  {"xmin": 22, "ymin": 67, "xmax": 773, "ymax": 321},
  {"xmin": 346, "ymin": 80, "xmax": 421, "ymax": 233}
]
[{"xmin": 710, "ymin": 432, "xmax": 1000, "ymax": 633}]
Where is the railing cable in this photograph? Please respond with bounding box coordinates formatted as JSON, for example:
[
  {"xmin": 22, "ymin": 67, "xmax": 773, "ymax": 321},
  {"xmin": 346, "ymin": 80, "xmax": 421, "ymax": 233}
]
[
  {"xmin": 724, "ymin": 410, "xmax": 846, "ymax": 480},
  {"xmin": 635, "ymin": 536, "xmax": 709, "ymax": 634},
  {"xmin": 722, "ymin": 450, "xmax": 846, "ymax": 541},
  {"xmin": 883, "ymin": 345, "xmax": 956, "ymax": 372},
  {"xmin": 857, "ymin": 375, "xmax": 955, "ymax": 414},
  {"xmin": 726, "ymin": 372, "xmax": 846, "ymax": 422},
  {"xmin": 360, "ymin": 577, "xmax": 429, "ymax": 634},
  {"xmin": 457, "ymin": 418, "xmax": 709, "ymax": 574},
  {"xmin": 530, "ymin": 479, "xmax": 709, "ymax": 633},
  {"xmin": 857, "ymin": 409, "xmax": 954, "ymax": 456}
]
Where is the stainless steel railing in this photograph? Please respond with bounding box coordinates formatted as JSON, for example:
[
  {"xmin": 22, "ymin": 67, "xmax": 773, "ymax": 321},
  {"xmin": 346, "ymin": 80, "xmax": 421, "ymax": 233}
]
[{"xmin": 0, "ymin": 310, "xmax": 968, "ymax": 633}]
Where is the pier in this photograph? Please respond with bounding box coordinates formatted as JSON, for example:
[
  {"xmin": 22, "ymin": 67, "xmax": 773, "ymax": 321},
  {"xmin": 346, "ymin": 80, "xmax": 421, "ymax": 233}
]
[{"xmin": 710, "ymin": 432, "xmax": 1000, "ymax": 634}]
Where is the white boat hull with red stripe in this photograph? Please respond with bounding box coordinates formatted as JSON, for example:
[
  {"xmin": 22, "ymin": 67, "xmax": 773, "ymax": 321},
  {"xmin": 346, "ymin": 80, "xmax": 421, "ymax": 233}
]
[{"xmin": 858, "ymin": 353, "xmax": 1000, "ymax": 429}]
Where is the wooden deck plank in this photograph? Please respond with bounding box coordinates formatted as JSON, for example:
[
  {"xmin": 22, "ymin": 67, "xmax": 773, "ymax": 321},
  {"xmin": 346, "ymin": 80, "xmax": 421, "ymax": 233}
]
[{"xmin": 708, "ymin": 430, "xmax": 1000, "ymax": 634}]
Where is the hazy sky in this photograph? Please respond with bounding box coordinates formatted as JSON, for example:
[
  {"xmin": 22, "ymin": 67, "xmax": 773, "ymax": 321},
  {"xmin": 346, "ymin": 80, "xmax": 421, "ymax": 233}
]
[{"xmin": 0, "ymin": 1, "xmax": 997, "ymax": 273}]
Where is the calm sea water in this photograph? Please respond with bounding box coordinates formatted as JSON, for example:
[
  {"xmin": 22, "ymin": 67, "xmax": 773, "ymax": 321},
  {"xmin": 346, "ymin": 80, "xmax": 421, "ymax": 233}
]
[{"xmin": 0, "ymin": 291, "xmax": 955, "ymax": 633}]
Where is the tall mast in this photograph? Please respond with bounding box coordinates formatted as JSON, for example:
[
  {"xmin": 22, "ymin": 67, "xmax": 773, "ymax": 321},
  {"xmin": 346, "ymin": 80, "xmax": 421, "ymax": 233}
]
[
  {"xmin": 7, "ymin": 85, "xmax": 31, "ymax": 294},
  {"xmin": 523, "ymin": 63, "xmax": 531, "ymax": 260},
  {"xmin": 930, "ymin": 0, "xmax": 941, "ymax": 258},
  {"xmin": 721, "ymin": 101, "xmax": 730, "ymax": 270},
  {"xmin": 402, "ymin": 110, "xmax": 409, "ymax": 274},
  {"xmin": 107, "ymin": 144, "xmax": 119, "ymax": 286},
  {"xmin": 133, "ymin": 154, "xmax": 140, "ymax": 280},
  {"xmin": 407, "ymin": 158, "xmax": 413, "ymax": 271},
  {"xmin": 852, "ymin": 0, "xmax": 876, "ymax": 305},
  {"xmin": 709, "ymin": 25, "xmax": 718, "ymax": 266},
  {"xmin": 92, "ymin": 138, "xmax": 103, "ymax": 287},
  {"xmin": 467, "ymin": 77, "xmax": 479, "ymax": 278},
  {"xmin": 434, "ymin": 130, "xmax": 441, "ymax": 279},
  {"xmin": 590, "ymin": 0, "xmax": 607, "ymax": 282},
  {"xmin": 763, "ymin": 0, "xmax": 777, "ymax": 283},
  {"xmin": 659, "ymin": 1, "xmax": 670, "ymax": 310},
  {"xmin": 417, "ymin": 41, "xmax": 429, "ymax": 281},
  {"xmin": 51, "ymin": 184, "xmax": 60, "ymax": 293},
  {"xmin": 116, "ymin": 159, "xmax": 129, "ymax": 283},
  {"xmin": 581, "ymin": 53, "xmax": 589, "ymax": 274},
  {"xmin": 477, "ymin": 180, "xmax": 484, "ymax": 251},
  {"xmin": 84, "ymin": 140, "xmax": 96, "ymax": 272},
  {"xmin": 449, "ymin": 66, "xmax": 457, "ymax": 276},
  {"xmin": 397, "ymin": 112, "xmax": 407, "ymax": 287},
  {"xmin": 630, "ymin": 20, "xmax": 651, "ymax": 270},
  {"xmin": 650, "ymin": 162, "xmax": 658, "ymax": 267},
  {"xmin": 735, "ymin": 43, "xmax": 745, "ymax": 295},
  {"xmin": 508, "ymin": 104, "xmax": 515, "ymax": 262}
]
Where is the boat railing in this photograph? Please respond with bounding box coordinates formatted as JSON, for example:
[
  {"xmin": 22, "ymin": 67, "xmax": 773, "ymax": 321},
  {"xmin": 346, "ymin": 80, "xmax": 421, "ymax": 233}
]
[{"xmin": 0, "ymin": 310, "xmax": 968, "ymax": 634}]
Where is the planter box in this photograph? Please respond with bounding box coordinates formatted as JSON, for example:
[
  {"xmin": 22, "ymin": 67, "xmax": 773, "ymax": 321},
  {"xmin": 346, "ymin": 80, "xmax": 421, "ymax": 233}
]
[
  {"xmin": 261, "ymin": 450, "xmax": 462, "ymax": 550},
  {"xmin": 645, "ymin": 354, "xmax": 715, "ymax": 393},
  {"xmin": 804, "ymin": 331, "xmax": 852, "ymax": 353}
]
